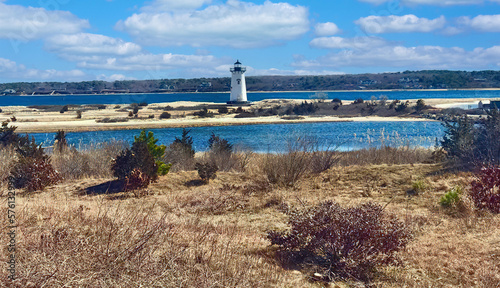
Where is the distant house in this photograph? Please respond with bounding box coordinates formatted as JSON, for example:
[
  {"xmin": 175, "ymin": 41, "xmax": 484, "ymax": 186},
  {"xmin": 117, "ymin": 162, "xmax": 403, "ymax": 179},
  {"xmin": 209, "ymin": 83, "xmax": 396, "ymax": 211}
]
[
  {"xmin": 478, "ymin": 100, "xmax": 500, "ymax": 110},
  {"xmin": 2, "ymin": 89, "xmax": 16, "ymax": 95}
]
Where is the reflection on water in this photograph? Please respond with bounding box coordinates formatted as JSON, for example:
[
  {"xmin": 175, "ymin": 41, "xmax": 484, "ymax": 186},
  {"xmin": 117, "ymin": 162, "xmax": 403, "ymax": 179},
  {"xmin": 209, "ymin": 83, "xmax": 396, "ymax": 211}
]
[{"xmin": 30, "ymin": 121, "xmax": 444, "ymax": 153}]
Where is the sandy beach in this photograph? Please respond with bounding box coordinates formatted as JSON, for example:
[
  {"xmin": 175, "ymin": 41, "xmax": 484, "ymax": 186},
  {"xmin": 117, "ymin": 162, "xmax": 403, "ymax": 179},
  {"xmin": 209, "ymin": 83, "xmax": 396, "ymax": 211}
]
[{"xmin": 1, "ymin": 97, "xmax": 498, "ymax": 133}]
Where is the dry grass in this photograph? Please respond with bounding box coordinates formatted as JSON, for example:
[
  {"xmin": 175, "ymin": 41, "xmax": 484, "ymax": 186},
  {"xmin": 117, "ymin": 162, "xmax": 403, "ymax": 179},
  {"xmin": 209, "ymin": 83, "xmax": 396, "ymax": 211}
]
[
  {"xmin": 339, "ymin": 146, "xmax": 434, "ymax": 166},
  {"xmin": 50, "ymin": 141, "xmax": 127, "ymax": 180},
  {"xmin": 0, "ymin": 147, "xmax": 16, "ymax": 192},
  {"xmin": 1, "ymin": 146, "xmax": 499, "ymax": 287}
]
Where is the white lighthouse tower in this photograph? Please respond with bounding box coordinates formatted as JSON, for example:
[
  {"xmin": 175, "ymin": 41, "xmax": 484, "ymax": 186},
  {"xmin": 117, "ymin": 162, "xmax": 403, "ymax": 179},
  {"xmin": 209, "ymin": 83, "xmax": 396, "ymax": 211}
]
[{"xmin": 228, "ymin": 60, "xmax": 249, "ymax": 104}]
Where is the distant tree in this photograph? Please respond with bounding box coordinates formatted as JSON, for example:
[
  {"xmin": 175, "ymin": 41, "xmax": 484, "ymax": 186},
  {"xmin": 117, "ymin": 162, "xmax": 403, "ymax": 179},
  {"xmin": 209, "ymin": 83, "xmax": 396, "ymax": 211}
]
[{"xmin": 415, "ymin": 99, "xmax": 426, "ymax": 112}]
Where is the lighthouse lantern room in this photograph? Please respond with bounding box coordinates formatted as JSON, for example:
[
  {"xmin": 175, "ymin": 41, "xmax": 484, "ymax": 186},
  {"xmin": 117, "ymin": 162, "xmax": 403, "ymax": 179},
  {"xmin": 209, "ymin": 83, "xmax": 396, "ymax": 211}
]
[{"xmin": 228, "ymin": 60, "xmax": 249, "ymax": 104}]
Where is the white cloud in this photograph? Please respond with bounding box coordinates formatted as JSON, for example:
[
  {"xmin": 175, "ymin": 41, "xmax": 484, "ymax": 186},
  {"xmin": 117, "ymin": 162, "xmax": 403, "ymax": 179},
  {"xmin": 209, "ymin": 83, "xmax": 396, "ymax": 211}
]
[
  {"xmin": 0, "ymin": 57, "xmax": 89, "ymax": 81},
  {"xmin": 300, "ymin": 36, "xmax": 500, "ymax": 70},
  {"xmin": 310, "ymin": 36, "xmax": 391, "ymax": 50},
  {"xmin": 457, "ymin": 14, "xmax": 500, "ymax": 32},
  {"xmin": 45, "ymin": 33, "xmax": 142, "ymax": 56},
  {"xmin": 358, "ymin": 0, "xmax": 492, "ymax": 5},
  {"xmin": 356, "ymin": 15, "xmax": 446, "ymax": 33},
  {"xmin": 75, "ymin": 53, "xmax": 224, "ymax": 72},
  {"xmin": 0, "ymin": 2, "xmax": 89, "ymax": 41},
  {"xmin": 97, "ymin": 74, "xmax": 137, "ymax": 81},
  {"xmin": 140, "ymin": 0, "xmax": 212, "ymax": 11},
  {"xmin": 314, "ymin": 22, "xmax": 341, "ymax": 36},
  {"xmin": 116, "ymin": 0, "xmax": 309, "ymax": 48}
]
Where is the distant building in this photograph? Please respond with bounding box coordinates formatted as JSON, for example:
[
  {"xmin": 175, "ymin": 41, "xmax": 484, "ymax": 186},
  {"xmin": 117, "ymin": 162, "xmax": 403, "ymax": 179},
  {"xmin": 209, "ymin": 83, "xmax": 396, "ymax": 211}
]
[
  {"xmin": 478, "ymin": 100, "xmax": 500, "ymax": 110},
  {"xmin": 2, "ymin": 89, "xmax": 16, "ymax": 94}
]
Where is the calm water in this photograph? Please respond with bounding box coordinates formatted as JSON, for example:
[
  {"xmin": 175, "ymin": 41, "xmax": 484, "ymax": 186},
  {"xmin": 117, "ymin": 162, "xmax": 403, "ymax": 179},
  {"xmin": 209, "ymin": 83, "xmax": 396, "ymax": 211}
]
[
  {"xmin": 30, "ymin": 121, "xmax": 444, "ymax": 152},
  {"xmin": 1, "ymin": 89, "xmax": 500, "ymax": 106}
]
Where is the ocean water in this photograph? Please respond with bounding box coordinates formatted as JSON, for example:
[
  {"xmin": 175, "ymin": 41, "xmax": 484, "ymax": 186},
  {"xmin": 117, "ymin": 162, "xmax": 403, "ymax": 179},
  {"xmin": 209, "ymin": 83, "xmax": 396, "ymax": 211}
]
[
  {"xmin": 1, "ymin": 89, "xmax": 500, "ymax": 106},
  {"xmin": 30, "ymin": 121, "xmax": 444, "ymax": 153}
]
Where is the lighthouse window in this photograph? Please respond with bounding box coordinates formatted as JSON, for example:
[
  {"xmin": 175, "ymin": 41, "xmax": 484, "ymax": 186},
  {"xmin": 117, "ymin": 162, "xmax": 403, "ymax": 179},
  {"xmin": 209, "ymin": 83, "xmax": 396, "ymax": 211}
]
[{"xmin": 237, "ymin": 79, "xmax": 241, "ymax": 85}]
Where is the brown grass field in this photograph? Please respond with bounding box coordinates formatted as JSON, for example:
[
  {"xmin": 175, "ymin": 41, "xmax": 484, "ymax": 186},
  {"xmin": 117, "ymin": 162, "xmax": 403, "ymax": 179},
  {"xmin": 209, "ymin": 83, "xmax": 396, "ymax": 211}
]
[{"xmin": 1, "ymin": 147, "xmax": 500, "ymax": 287}]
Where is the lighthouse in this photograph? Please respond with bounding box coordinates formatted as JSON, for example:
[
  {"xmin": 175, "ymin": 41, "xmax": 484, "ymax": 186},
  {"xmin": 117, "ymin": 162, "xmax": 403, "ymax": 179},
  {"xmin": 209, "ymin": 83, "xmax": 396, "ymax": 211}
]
[{"xmin": 228, "ymin": 60, "xmax": 249, "ymax": 104}]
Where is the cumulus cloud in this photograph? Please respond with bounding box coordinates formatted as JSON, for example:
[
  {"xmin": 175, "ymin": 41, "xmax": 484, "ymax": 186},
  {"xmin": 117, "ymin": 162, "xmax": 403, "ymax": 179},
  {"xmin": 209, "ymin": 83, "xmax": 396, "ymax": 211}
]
[
  {"xmin": 0, "ymin": 57, "xmax": 89, "ymax": 81},
  {"xmin": 45, "ymin": 33, "xmax": 142, "ymax": 56},
  {"xmin": 358, "ymin": 0, "xmax": 491, "ymax": 5},
  {"xmin": 301, "ymin": 36, "xmax": 500, "ymax": 70},
  {"xmin": 310, "ymin": 36, "xmax": 391, "ymax": 50},
  {"xmin": 140, "ymin": 0, "xmax": 212, "ymax": 11},
  {"xmin": 0, "ymin": 2, "xmax": 89, "ymax": 41},
  {"xmin": 314, "ymin": 22, "xmax": 341, "ymax": 36},
  {"xmin": 74, "ymin": 53, "xmax": 224, "ymax": 72},
  {"xmin": 457, "ymin": 14, "xmax": 500, "ymax": 32},
  {"xmin": 116, "ymin": 0, "xmax": 309, "ymax": 48},
  {"xmin": 356, "ymin": 15, "xmax": 446, "ymax": 33}
]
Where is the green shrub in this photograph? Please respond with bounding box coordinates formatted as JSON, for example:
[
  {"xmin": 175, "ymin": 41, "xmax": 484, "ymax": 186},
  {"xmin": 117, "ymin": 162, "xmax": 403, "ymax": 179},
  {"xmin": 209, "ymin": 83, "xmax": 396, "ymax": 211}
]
[
  {"xmin": 195, "ymin": 161, "xmax": 218, "ymax": 183},
  {"xmin": 440, "ymin": 186, "xmax": 463, "ymax": 207},
  {"xmin": 133, "ymin": 130, "xmax": 171, "ymax": 176},
  {"xmin": 267, "ymin": 201, "xmax": 412, "ymax": 282},
  {"xmin": 410, "ymin": 180, "xmax": 427, "ymax": 195},
  {"xmin": 395, "ymin": 101, "xmax": 410, "ymax": 112}
]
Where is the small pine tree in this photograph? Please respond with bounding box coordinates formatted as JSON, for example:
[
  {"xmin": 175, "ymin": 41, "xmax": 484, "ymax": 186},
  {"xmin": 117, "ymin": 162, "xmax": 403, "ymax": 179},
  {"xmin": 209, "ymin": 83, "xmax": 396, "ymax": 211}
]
[{"xmin": 134, "ymin": 130, "xmax": 171, "ymax": 175}]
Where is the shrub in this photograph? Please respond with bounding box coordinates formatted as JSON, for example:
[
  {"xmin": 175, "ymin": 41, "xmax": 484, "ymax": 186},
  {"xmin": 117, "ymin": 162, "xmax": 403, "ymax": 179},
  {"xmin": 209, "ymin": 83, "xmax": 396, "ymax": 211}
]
[
  {"xmin": 415, "ymin": 99, "xmax": 426, "ymax": 112},
  {"xmin": 195, "ymin": 161, "xmax": 218, "ymax": 183},
  {"xmin": 235, "ymin": 107, "xmax": 244, "ymax": 113},
  {"xmin": 134, "ymin": 130, "xmax": 171, "ymax": 176},
  {"xmin": 440, "ymin": 186, "xmax": 463, "ymax": 208},
  {"xmin": 292, "ymin": 101, "xmax": 318, "ymax": 115},
  {"xmin": 388, "ymin": 100, "xmax": 400, "ymax": 110},
  {"xmin": 331, "ymin": 98, "xmax": 342, "ymax": 105},
  {"xmin": 76, "ymin": 110, "xmax": 82, "ymax": 119},
  {"xmin": 260, "ymin": 138, "xmax": 311, "ymax": 187},
  {"xmin": 206, "ymin": 133, "xmax": 239, "ymax": 172},
  {"xmin": 60, "ymin": 105, "xmax": 69, "ymax": 113},
  {"xmin": 218, "ymin": 106, "xmax": 229, "ymax": 114},
  {"xmin": 159, "ymin": 111, "xmax": 171, "ymax": 119},
  {"xmin": 441, "ymin": 115, "xmax": 476, "ymax": 166},
  {"xmin": 9, "ymin": 156, "xmax": 61, "ymax": 192},
  {"xmin": 97, "ymin": 105, "xmax": 106, "ymax": 110},
  {"xmin": 165, "ymin": 129, "xmax": 195, "ymax": 171},
  {"xmin": 8, "ymin": 135, "xmax": 60, "ymax": 191},
  {"xmin": 395, "ymin": 101, "xmax": 410, "ymax": 112},
  {"xmin": 133, "ymin": 106, "xmax": 139, "ymax": 115},
  {"xmin": 310, "ymin": 150, "xmax": 340, "ymax": 174},
  {"xmin": 111, "ymin": 142, "xmax": 157, "ymax": 191},
  {"xmin": 139, "ymin": 102, "xmax": 148, "ymax": 106},
  {"xmin": 353, "ymin": 98, "xmax": 364, "ymax": 104},
  {"xmin": 267, "ymin": 201, "xmax": 412, "ymax": 282},
  {"xmin": 53, "ymin": 130, "xmax": 68, "ymax": 153},
  {"xmin": 148, "ymin": 114, "xmax": 155, "ymax": 119},
  {"xmin": 0, "ymin": 108, "xmax": 2, "ymax": 113},
  {"xmin": 469, "ymin": 166, "xmax": 500, "ymax": 213},
  {"xmin": 10, "ymin": 116, "xmax": 16, "ymax": 122},
  {"xmin": 194, "ymin": 107, "xmax": 212, "ymax": 117},
  {"xmin": 0, "ymin": 122, "xmax": 19, "ymax": 147},
  {"xmin": 410, "ymin": 179, "xmax": 427, "ymax": 195}
]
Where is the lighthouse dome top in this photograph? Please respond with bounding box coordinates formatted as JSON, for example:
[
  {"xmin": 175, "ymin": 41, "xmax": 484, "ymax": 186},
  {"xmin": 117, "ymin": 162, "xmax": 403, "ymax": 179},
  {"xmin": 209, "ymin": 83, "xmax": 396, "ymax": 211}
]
[{"xmin": 230, "ymin": 60, "xmax": 246, "ymax": 73}]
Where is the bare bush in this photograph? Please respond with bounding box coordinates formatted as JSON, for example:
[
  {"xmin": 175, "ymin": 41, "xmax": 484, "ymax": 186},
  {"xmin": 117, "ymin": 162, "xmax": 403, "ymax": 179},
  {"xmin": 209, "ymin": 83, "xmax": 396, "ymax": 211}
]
[
  {"xmin": 268, "ymin": 201, "xmax": 412, "ymax": 282},
  {"xmin": 339, "ymin": 146, "xmax": 434, "ymax": 166},
  {"xmin": 260, "ymin": 138, "xmax": 311, "ymax": 187}
]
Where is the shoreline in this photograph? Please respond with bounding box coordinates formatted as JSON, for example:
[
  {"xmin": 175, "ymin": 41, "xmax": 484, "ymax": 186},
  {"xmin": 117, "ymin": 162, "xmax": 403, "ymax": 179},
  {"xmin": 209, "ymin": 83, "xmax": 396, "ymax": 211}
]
[
  {"xmin": 1, "ymin": 97, "xmax": 496, "ymax": 134},
  {"xmin": 3, "ymin": 87, "xmax": 500, "ymax": 97}
]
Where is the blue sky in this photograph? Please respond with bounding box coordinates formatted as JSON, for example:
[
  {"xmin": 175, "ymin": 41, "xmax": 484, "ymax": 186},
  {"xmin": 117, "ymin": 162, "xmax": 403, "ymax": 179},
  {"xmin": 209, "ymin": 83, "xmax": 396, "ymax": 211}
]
[{"xmin": 1, "ymin": 0, "xmax": 500, "ymax": 83}]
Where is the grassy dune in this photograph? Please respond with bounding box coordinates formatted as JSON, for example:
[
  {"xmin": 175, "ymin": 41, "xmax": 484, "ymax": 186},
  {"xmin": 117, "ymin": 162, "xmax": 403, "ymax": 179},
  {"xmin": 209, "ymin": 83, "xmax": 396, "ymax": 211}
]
[{"xmin": 1, "ymin": 147, "xmax": 500, "ymax": 287}]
